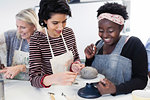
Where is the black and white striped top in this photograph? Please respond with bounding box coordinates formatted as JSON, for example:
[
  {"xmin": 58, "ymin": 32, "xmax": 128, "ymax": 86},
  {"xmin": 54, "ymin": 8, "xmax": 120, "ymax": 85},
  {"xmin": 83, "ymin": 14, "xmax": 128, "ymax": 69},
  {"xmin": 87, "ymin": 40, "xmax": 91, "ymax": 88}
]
[{"xmin": 29, "ymin": 27, "xmax": 79, "ymax": 88}]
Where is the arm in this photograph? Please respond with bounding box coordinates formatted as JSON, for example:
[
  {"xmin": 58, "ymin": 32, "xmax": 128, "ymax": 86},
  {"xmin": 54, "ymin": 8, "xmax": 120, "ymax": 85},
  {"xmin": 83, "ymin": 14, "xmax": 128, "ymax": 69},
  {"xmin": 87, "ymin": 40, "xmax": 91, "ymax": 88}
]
[
  {"xmin": 85, "ymin": 40, "xmax": 100, "ymax": 66},
  {"xmin": 68, "ymin": 28, "xmax": 85, "ymax": 73},
  {"xmin": 0, "ymin": 32, "xmax": 5, "ymax": 45},
  {"xmin": 0, "ymin": 30, "xmax": 28, "ymax": 79},
  {"xmin": 115, "ymin": 37, "xmax": 148, "ymax": 95},
  {"xmin": 4, "ymin": 30, "xmax": 17, "ymax": 66},
  {"xmin": 70, "ymin": 28, "xmax": 80, "ymax": 61},
  {"xmin": 85, "ymin": 43, "xmax": 97, "ymax": 66},
  {"xmin": 0, "ymin": 65, "xmax": 26, "ymax": 79},
  {"xmin": 29, "ymin": 33, "xmax": 45, "ymax": 88},
  {"xmin": 0, "ymin": 32, "xmax": 7, "ymax": 66}
]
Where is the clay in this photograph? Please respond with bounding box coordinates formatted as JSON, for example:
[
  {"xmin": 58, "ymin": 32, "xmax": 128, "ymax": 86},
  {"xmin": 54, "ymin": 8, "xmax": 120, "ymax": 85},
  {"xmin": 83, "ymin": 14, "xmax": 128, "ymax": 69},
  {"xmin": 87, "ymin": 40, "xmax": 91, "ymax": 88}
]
[{"xmin": 80, "ymin": 66, "xmax": 98, "ymax": 79}]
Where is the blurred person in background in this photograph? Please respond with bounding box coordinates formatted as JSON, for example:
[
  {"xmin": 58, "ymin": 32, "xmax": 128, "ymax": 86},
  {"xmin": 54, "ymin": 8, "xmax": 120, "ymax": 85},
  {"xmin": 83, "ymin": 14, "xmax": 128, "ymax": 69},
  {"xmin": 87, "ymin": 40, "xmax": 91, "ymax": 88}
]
[
  {"xmin": 0, "ymin": 8, "xmax": 42, "ymax": 80},
  {"xmin": 145, "ymin": 39, "xmax": 150, "ymax": 78}
]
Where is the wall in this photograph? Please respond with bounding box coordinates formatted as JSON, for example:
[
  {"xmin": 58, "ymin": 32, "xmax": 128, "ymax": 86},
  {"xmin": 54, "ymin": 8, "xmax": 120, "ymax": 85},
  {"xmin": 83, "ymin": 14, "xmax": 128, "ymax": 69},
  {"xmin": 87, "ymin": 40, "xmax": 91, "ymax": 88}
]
[
  {"xmin": 67, "ymin": 0, "xmax": 123, "ymax": 59},
  {"xmin": 0, "ymin": 0, "xmax": 133, "ymax": 59},
  {"xmin": 130, "ymin": 0, "xmax": 150, "ymax": 45},
  {"xmin": 0, "ymin": 0, "xmax": 40, "ymax": 34}
]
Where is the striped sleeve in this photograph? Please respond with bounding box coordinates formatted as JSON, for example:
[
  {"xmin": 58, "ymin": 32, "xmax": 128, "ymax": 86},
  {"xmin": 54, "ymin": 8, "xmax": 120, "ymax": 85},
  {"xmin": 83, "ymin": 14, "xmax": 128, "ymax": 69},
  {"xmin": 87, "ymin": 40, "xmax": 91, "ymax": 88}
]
[
  {"xmin": 63, "ymin": 27, "xmax": 80, "ymax": 61},
  {"xmin": 29, "ymin": 32, "xmax": 45, "ymax": 88}
]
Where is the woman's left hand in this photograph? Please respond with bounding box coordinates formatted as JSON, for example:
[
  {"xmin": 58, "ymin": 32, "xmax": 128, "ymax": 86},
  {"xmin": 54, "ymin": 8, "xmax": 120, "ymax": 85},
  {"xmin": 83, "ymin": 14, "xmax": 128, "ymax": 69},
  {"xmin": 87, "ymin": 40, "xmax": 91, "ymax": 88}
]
[
  {"xmin": 96, "ymin": 78, "xmax": 116, "ymax": 95},
  {"xmin": 0, "ymin": 65, "xmax": 26, "ymax": 79},
  {"xmin": 71, "ymin": 61, "xmax": 85, "ymax": 74}
]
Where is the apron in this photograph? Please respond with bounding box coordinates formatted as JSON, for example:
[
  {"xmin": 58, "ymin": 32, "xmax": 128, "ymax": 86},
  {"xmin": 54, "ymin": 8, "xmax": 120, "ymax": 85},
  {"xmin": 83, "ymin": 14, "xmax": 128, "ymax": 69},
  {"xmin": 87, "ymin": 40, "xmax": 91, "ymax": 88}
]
[
  {"xmin": 12, "ymin": 39, "xmax": 29, "ymax": 80},
  {"xmin": 92, "ymin": 35, "xmax": 132, "ymax": 85},
  {"xmin": 45, "ymin": 28, "xmax": 74, "ymax": 74}
]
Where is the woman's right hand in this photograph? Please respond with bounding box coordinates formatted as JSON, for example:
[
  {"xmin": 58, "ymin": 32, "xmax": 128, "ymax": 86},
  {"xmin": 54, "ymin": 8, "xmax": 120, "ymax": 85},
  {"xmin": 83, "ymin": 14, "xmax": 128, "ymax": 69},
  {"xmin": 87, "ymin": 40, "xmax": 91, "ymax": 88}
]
[
  {"xmin": 84, "ymin": 44, "xmax": 96, "ymax": 59},
  {"xmin": 0, "ymin": 65, "xmax": 26, "ymax": 79},
  {"xmin": 43, "ymin": 72, "xmax": 77, "ymax": 86}
]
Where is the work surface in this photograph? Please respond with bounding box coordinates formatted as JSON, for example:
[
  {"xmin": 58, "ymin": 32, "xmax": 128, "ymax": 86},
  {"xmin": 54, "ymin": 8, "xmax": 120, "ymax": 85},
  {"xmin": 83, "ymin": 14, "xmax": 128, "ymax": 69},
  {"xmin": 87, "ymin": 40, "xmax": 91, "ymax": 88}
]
[{"xmin": 4, "ymin": 78, "xmax": 150, "ymax": 100}]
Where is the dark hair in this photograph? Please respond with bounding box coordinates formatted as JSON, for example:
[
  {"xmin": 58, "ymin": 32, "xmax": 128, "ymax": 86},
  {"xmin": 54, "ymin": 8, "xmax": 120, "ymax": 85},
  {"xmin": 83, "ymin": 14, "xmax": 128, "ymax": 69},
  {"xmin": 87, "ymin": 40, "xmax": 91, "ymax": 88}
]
[
  {"xmin": 97, "ymin": 2, "xmax": 128, "ymax": 20},
  {"xmin": 38, "ymin": 0, "xmax": 71, "ymax": 27}
]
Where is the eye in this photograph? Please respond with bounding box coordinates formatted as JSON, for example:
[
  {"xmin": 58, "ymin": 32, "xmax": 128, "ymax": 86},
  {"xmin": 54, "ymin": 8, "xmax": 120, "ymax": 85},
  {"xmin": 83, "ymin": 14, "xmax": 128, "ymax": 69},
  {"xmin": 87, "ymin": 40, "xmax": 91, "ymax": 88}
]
[
  {"xmin": 109, "ymin": 30, "xmax": 113, "ymax": 33},
  {"xmin": 108, "ymin": 29, "xmax": 114, "ymax": 33},
  {"xmin": 62, "ymin": 20, "xmax": 66, "ymax": 24},
  {"xmin": 99, "ymin": 29, "xmax": 104, "ymax": 33},
  {"xmin": 21, "ymin": 26, "xmax": 26, "ymax": 29},
  {"xmin": 52, "ymin": 22, "xmax": 58, "ymax": 25}
]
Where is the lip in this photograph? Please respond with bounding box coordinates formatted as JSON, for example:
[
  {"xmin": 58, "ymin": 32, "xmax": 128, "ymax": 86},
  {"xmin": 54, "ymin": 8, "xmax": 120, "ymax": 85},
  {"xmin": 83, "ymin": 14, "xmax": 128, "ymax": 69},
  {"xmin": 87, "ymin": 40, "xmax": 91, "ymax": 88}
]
[
  {"xmin": 56, "ymin": 30, "xmax": 62, "ymax": 34},
  {"xmin": 20, "ymin": 33, "xmax": 28, "ymax": 38},
  {"xmin": 103, "ymin": 38, "xmax": 111, "ymax": 43},
  {"xmin": 20, "ymin": 34, "xmax": 26, "ymax": 37}
]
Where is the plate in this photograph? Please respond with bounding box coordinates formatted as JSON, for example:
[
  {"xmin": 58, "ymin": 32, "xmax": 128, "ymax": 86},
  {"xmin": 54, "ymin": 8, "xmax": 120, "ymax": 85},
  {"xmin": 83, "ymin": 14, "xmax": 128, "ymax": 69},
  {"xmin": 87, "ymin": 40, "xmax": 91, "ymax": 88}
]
[{"xmin": 75, "ymin": 74, "xmax": 105, "ymax": 83}]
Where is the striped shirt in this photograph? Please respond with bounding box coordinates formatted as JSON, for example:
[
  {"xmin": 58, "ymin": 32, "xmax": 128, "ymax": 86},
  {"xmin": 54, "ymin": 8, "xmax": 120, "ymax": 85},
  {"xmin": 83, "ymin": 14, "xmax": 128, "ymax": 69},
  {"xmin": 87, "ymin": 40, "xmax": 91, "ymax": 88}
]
[{"xmin": 29, "ymin": 27, "xmax": 79, "ymax": 88}]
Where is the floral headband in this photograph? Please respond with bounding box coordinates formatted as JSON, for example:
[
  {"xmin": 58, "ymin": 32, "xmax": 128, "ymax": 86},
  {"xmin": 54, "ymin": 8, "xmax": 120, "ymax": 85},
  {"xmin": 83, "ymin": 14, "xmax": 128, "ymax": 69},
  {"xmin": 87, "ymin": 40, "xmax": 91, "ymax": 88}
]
[{"xmin": 98, "ymin": 13, "xmax": 124, "ymax": 25}]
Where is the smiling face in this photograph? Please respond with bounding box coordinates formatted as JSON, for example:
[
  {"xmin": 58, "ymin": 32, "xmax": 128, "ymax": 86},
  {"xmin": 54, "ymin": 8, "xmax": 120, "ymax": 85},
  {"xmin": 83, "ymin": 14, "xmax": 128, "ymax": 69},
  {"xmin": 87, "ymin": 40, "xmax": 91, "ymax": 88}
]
[
  {"xmin": 44, "ymin": 13, "xmax": 67, "ymax": 38},
  {"xmin": 16, "ymin": 19, "xmax": 35, "ymax": 42},
  {"xmin": 98, "ymin": 19, "xmax": 123, "ymax": 46}
]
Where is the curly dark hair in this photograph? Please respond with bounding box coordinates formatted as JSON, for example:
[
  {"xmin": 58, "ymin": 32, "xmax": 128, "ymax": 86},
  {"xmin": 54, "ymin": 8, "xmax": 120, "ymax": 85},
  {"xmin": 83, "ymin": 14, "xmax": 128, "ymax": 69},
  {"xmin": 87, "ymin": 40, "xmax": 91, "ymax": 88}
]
[
  {"xmin": 38, "ymin": 0, "xmax": 71, "ymax": 27},
  {"xmin": 97, "ymin": 2, "xmax": 128, "ymax": 20}
]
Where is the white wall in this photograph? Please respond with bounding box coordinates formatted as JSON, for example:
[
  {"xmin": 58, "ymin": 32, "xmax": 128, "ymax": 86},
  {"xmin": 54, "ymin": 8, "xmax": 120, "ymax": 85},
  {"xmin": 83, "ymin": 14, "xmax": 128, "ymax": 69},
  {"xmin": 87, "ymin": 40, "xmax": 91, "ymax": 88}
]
[
  {"xmin": 0, "ymin": 0, "xmax": 123, "ymax": 59},
  {"xmin": 0, "ymin": 0, "xmax": 40, "ymax": 34},
  {"xmin": 130, "ymin": 0, "xmax": 150, "ymax": 45},
  {"xmin": 67, "ymin": 0, "xmax": 123, "ymax": 59}
]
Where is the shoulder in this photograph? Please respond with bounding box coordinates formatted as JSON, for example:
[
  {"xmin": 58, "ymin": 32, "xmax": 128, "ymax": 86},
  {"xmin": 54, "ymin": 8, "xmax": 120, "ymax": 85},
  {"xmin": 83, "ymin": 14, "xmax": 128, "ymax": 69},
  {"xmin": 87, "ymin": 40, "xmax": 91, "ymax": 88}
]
[
  {"xmin": 95, "ymin": 40, "xmax": 101, "ymax": 45},
  {"xmin": 63, "ymin": 27, "xmax": 73, "ymax": 32},
  {"xmin": 63, "ymin": 27, "xmax": 74, "ymax": 36},
  {"xmin": 128, "ymin": 36, "xmax": 141, "ymax": 42},
  {"xmin": 145, "ymin": 38, "xmax": 150, "ymax": 48},
  {"xmin": 123, "ymin": 36, "xmax": 146, "ymax": 56},
  {"xmin": 30, "ymin": 31, "xmax": 48, "ymax": 47},
  {"xmin": 63, "ymin": 27, "xmax": 76, "ymax": 41},
  {"xmin": 4, "ymin": 30, "xmax": 17, "ymax": 38},
  {"xmin": 31, "ymin": 31, "xmax": 46, "ymax": 40},
  {"xmin": 126, "ymin": 36, "xmax": 144, "ymax": 47}
]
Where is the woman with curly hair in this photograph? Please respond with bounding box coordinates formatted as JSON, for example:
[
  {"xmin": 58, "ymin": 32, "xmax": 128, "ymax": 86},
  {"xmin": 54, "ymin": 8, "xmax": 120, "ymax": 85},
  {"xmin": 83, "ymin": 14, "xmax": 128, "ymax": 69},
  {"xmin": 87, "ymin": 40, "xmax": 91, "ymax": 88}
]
[
  {"xmin": 29, "ymin": 0, "xmax": 84, "ymax": 88},
  {"xmin": 84, "ymin": 2, "xmax": 148, "ymax": 95}
]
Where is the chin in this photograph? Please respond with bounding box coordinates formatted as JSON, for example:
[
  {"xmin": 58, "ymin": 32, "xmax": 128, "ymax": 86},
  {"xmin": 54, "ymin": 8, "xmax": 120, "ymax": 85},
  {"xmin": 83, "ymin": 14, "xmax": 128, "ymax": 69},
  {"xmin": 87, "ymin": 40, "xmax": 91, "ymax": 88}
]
[{"xmin": 21, "ymin": 36, "xmax": 28, "ymax": 40}]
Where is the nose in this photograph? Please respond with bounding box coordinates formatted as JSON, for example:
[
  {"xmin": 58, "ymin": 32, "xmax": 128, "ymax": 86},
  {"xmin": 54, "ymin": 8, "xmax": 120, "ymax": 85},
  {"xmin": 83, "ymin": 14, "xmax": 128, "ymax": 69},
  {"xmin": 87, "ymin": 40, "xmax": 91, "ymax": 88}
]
[
  {"xmin": 58, "ymin": 23, "xmax": 63, "ymax": 30},
  {"xmin": 17, "ymin": 27, "xmax": 22, "ymax": 33},
  {"xmin": 99, "ymin": 31, "xmax": 108, "ymax": 38},
  {"xmin": 102, "ymin": 31, "xmax": 109, "ymax": 38}
]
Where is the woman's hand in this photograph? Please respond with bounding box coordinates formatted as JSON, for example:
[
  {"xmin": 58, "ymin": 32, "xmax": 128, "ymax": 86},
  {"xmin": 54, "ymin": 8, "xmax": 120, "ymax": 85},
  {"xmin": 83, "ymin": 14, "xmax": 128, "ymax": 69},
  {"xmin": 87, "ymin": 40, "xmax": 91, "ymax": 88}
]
[
  {"xmin": 96, "ymin": 78, "xmax": 116, "ymax": 95},
  {"xmin": 84, "ymin": 44, "xmax": 96, "ymax": 59},
  {"xmin": 71, "ymin": 61, "xmax": 85, "ymax": 74},
  {"xmin": 0, "ymin": 65, "xmax": 26, "ymax": 79},
  {"xmin": 71, "ymin": 63, "xmax": 85, "ymax": 74},
  {"xmin": 43, "ymin": 72, "xmax": 77, "ymax": 86}
]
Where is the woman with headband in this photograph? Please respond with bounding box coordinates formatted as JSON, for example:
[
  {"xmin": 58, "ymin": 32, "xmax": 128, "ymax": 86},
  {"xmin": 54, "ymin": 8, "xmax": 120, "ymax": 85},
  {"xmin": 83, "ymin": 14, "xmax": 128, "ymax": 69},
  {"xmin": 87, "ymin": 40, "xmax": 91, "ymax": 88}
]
[{"xmin": 84, "ymin": 3, "xmax": 148, "ymax": 95}]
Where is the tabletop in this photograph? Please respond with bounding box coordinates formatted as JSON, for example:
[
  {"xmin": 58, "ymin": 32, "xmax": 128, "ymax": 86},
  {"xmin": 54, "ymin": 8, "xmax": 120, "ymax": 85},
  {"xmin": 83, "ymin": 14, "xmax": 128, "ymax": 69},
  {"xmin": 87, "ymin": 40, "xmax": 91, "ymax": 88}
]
[{"xmin": 4, "ymin": 78, "xmax": 150, "ymax": 100}]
